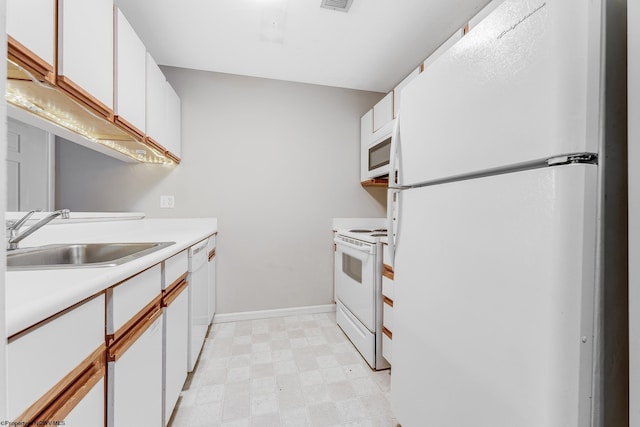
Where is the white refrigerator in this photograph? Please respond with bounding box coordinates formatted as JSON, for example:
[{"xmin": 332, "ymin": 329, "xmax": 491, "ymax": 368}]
[{"xmin": 387, "ymin": 0, "xmax": 609, "ymax": 425}]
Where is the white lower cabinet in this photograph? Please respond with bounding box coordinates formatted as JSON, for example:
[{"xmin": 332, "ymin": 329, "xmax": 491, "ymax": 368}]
[
  {"xmin": 7, "ymin": 240, "xmax": 214, "ymax": 426},
  {"xmin": 7, "ymin": 294, "xmax": 105, "ymax": 423},
  {"xmin": 163, "ymin": 286, "xmax": 189, "ymax": 425},
  {"xmin": 108, "ymin": 313, "xmax": 163, "ymax": 427}
]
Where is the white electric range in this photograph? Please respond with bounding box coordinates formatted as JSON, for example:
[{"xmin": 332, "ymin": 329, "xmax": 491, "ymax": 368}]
[{"xmin": 334, "ymin": 228, "xmax": 389, "ymax": 370}]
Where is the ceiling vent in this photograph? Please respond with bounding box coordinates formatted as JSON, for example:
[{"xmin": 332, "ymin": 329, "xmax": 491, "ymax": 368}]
[{"xmin": 320, "ymin": 0, "xmax": 353, "ymax": 13}]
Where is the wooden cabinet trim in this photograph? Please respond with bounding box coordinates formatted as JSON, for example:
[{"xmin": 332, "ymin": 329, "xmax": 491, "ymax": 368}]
[
  {"xmin": 108, "ymin": 293, "xmax": 162, "ymax": 348},
  {"xmin": 56, "ymin": 75, "xmax": 112, "ymax": 120},
  {"xmin": 113, "ymin": 115, "xmax": 145, "ymax": 140},
  {"xmin": 208, "ymin": 248, "xmax": 216, "ymax": 262},
  {"xmin": 108, "ymin": 302, "xmax": 162, "ymax": 362},
  {"xmin": 14, "ymin": 344, "xmax": 105, "ymax": 424},
  {"xmin": 382, "ymin": 327, "xmax": 392, "ymax": 340},
  {"xmin": 382, "ymin": 267, "xmax": 394, "ymax": 280},
  {"xmin": 383, "ymin": 296, "xmax": 394, "ymax": 307},
  {"xmin": 165, "ymin": 272, "xmax": 188, "ymax": 295},
  {"xmin": 8, "ymin": 35, "xmax": 54, "ymax": 82},
  {"xmin": 162, "ymin": 276, "xmax": 188, "ymax": 308},
  {"xmin": 361, "ymin": 177, "xmax": 389, "ymax": 187},
  {"xmin": 166, "ymin": 151, "xmax": 181, "ymax": 164},
  {"xmin": 144, "ymin": 136, "xmax": 168, "ymax": 157}
]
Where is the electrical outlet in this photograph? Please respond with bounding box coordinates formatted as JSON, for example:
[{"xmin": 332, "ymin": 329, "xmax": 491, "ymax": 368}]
[{"xmin": 160, "ymin": 195, "xmax": 175, "ymax": 209}]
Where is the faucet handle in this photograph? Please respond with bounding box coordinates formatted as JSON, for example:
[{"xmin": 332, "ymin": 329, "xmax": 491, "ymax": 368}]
[
  {"xmin": 59, "ymin": 209, "xmax": 70, "ymax": 219},
  {"xmin": 7, "ymin": 210, "xmax": 39, "ymax": 231}
]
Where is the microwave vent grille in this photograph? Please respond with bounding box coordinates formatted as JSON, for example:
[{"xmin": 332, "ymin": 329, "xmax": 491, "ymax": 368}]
[{"xmin": 320, "ymin": 0, "xmax": 353, "ymax": 12}]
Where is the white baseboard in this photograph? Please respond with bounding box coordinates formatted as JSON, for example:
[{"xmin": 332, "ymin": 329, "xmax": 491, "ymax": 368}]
[{"xmin": 213, "ymin": 303, "xmax": 336, "ymax": 324}]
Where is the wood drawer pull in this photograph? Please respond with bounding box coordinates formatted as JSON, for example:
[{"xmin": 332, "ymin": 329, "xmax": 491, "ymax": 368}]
[
  {"xmin": 382, "ymin": 267, "xmax": 394, "ymax": 280},
  {"xmin": 162, "ymin": 278, "xmax": 188, "ymax": 307},
  {"xmin": 208, "ymin": 249, "xmax": 216, "ymax": 261},
  {"xmin": 15, "ymin": 345, "xmax": 105, "ymax": 424},
  {"xmin": 383, "ymin": 327, "xmax": 392, "ymax": 340},
  {"xmin": 383, "ymin": 296, "xmax": 394, "ymax": 307},
  {"xmin": 108, "ymin": 303, "xmax": 162, "ymax": 362}
]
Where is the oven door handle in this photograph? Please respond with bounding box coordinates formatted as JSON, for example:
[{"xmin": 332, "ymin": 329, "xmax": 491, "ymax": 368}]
[{"xmin": 334, "ymin": 238, "xmax": 375, "ymax": 254}]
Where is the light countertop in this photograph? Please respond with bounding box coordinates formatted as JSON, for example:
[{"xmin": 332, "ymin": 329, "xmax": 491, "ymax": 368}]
[{"xmin": 6, "ymin": 217, "xmax": 217, "ymax": 337}]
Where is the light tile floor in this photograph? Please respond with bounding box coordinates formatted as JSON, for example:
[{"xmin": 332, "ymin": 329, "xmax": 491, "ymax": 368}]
[{"xmin": 169, "ymin": 312, "xmax": 398, "ymax": 427}]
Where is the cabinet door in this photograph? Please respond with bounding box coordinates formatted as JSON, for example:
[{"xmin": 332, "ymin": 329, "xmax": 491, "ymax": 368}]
[
  {"xmin": 164, "ymin": 290, "xmax": 188, "ymax": 425},
  {"xmin": 58, "ymin": 0, "xmax": 114, "ymax": 114},
  {"xmin": 393, "ymin": 66, "xmax": 421, "ymax": 119},
  {"xmin": 146, "ymin": 53, "xmax": 167, "ymax": 147},
  {"xmin": 109, "ymin": 315, "xmax": 163, "ymax": 427},
  {"xmin": 360, "ymin": 109, "xmax": 373, "ymax": 181},
  {"xmin": 7, "ymin": 0, "xmax": 55, "ymax": 69},
  {"xmin": 373, "ymin": 92, "xmax": 393, "ymax": 132},
  {"xmin": 164, "ymin": 82, "xmax": 181, "ymax": 159},
  {"xmin": 108, "ymin": 264, "xmax": 161, "ymax": 341},
  {"xmin": 7, "ymin": 295, "xmax": 105, "ymax": 421},
  {"xmin": 115, "ymin": 8, "xmax": 146, "ymax": 136}
]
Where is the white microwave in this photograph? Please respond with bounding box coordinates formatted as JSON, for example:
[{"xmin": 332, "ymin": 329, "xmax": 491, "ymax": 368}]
[{"xmin": 363, "ymin": 120, "xmax": 394, "ymax": 180}]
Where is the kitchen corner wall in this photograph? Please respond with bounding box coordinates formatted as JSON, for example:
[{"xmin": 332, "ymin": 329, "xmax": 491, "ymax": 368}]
[{"xmin": 56, "ymin": 67, "xmax": 386, "ymax": 314}]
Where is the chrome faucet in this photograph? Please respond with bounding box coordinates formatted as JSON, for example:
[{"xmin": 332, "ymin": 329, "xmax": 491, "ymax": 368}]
[{"xmin": 6, "ymin": 209, "xmax": 70, "ymax": 250}]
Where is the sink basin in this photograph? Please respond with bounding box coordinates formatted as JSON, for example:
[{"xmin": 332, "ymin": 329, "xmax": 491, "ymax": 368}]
[{"xmin": 7, "ymin": 242, "xmax": 175, "ymax": 270}]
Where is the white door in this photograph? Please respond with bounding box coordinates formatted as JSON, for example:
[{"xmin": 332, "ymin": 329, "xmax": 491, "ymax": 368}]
[
  {"xmin": 398, "ymin": 0, "xmax": 600, "ymax": 186},
  {"xmin": 334, "ymin": 240, "xmax": 376, "ymax": 332},
  {"xmin": 6, "ymin": 118, "xmax": 54, "ymax": 211},
  {"xmin": 391, "ymin": 164, "xmax": 597, "ymax": 427}
]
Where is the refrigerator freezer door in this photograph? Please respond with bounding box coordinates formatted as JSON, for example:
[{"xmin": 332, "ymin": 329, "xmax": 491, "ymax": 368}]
[
  {"xmin": 391, "ymin": 164, "xmax": 597, "ymax": 427},
  {"xmin": 399, "ymin": 0, "xmax": 601, "ymax": 186}
]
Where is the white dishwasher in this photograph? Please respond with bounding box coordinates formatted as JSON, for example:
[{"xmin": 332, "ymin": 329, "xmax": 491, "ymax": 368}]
[{"xmin": 188, "ymin": 239, "xmax": 209, "ymax": 371}]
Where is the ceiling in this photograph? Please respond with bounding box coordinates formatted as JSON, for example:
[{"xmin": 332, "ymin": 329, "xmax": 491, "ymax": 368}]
[{"xmin": 114, "ymin": 0, "xmax": 491, "ymax": 93}]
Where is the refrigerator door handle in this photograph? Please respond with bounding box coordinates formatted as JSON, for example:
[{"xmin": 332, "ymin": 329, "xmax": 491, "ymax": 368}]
[
  {"xmin": 387, "ymin": 188, "xmax": 400, "ymax": 266},
  {"xmin": 388, "ymin": 113, "xmax": 401, "ymax": 188}
]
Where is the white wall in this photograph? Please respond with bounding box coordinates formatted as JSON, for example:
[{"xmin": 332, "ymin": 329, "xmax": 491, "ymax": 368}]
[
  {"xmin": 57, "ymin": 68, "xmax": 386, "ymax": 314},
  {"xmin": 629, "ymin": 0, "xmax": 639, "ymax": 424}
]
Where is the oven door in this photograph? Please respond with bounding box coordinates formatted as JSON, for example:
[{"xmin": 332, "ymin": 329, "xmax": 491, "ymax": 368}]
[{"xmin": 334, "ymin": 238, "xmax": 376, "ymax": 332}]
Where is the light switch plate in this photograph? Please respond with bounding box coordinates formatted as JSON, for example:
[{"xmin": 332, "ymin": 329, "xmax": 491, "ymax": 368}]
[{"xmin": 160, "ymin": 195, "xmax": 175, "ymax": 209}]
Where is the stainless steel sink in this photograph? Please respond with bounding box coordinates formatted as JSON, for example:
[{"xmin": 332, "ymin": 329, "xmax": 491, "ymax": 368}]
[{"xmin": 7, "ymin": 242, "xmax": 175, "ymax": 270}]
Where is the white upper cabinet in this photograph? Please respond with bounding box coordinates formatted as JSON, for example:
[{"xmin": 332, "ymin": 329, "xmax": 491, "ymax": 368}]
[
  {"xmin": 164, "ymin": 82, "xmax": 182, "ymax": 158},
  {"xmin": 393, "ymin": 66, "xmax": 421, "ymax": 119},
  {"xmin": 115, "ymin": 8, "xmax": 146, "ymax": 136},
  {"xmin": 373, "ymin": 92, "xmax": 394, "ymax": 132},
  {"xmin": 146, "ymin": 54, "xmax": 182, "ymax": 160},
  {"xmin": 58, "ymin": 0, "xmax": 114, "ymax": 115},
  {"xmin": 146, "ymin": 53, "xmax": 167, "ymax": 146},
  {"xmin": 360, "ymin": 109, "xmax": 373, "ymax": 181},
  {"xmin": 7, "ymin": 0, "xmax": 55, "ymax": 69}
]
